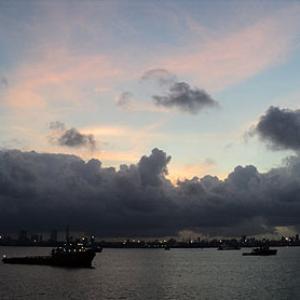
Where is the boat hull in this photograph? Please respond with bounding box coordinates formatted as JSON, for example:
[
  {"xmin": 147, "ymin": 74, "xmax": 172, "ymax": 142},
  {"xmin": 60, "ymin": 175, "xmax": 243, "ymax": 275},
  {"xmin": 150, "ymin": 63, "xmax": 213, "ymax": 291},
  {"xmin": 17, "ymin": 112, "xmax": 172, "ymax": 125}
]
[
  {"xmin": 2, "ymin": 249, "xmax": 95, "ymax": 268},
  {"xmin": 242, "ymin": 249, "xmax": 277, "ymax": 256}
]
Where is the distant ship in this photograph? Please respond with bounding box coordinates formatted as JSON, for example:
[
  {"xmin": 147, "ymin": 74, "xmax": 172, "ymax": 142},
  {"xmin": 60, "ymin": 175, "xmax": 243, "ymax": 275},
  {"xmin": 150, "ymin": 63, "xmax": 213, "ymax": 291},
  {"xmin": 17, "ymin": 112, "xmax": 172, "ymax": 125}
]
[
  {"xmin": 2, "ymin": 243, "xmax": 96, "ymax": 268},
  {"xmin": 2, "ymin": 227, "xmax": 97, "ymax": 268},
  {"xmin": 242, "ymin": 245, "xmax": 277, "ymax": 256}
]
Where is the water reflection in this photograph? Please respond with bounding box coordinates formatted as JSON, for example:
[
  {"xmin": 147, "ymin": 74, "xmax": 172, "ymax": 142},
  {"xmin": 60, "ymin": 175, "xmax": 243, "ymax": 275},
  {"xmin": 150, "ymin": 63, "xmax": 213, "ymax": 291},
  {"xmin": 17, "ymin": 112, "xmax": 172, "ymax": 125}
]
[{"xmin": 1, "ymin": 247, "xmax": 300, "ymax": 300}]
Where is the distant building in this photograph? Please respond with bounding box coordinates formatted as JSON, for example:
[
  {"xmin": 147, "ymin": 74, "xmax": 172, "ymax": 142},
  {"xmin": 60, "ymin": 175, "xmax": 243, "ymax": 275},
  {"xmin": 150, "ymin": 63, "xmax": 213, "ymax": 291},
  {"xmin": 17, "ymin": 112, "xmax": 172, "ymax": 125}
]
[
  {"xmin": 18, "ymin": 230, "xmax": 28, "ymax": 241},
  {"xmin": 50, "ymin": 229, "xmax": 58, "ymax": 242},
  {"xmin": 30, "ymin": 234, "xmax": 39, "ymax": 243}
]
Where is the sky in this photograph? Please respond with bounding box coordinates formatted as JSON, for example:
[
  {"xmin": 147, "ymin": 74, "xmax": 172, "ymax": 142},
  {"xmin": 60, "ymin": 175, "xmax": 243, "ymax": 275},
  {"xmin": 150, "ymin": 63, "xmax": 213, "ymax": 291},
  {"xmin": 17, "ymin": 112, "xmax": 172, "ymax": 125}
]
[{"xmin": 1, "ymin": 0, "xmax": 300, "ymax": 238}]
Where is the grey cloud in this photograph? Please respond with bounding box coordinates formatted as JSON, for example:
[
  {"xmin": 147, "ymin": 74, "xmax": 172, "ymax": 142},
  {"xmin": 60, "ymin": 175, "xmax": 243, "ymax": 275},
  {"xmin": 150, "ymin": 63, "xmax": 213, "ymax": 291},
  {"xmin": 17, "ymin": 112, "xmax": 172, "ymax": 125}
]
[
  {"xmin": 49, "ymin": 122, "xmax": 96, "ymax": 150},
  {"xmin": 0, "ymin": 77, "xmax": 8, "ymax": 88},
  {"xmin": 153, "ymin": 81, "xmax": 218, "ymax": 114},
  {"xmin": 255, "ymin": 106, "xmax": 300, "ymax": 151},
  {"xmin": 141, "ymin": 69, "xmax": 176, "ymax": 86},
  {"xmin": 118, "ymin": 69, "xmax": 218, "ymax": 114},
  {"xmin": 1, "ymin": 148, "xmax": 300, "ymax": 237},
  {"xmin": 117, "ymin": 91, "xmax": 133, "ymax": 108},
  {"xmin": 58, "ymin": 128, "xmax": 96, "ymax": 150},
  {"xmin": 204, "ymin": 158, "xmax": 215, "ymax": 166},
  {"xmin": 141, "ymin": 69, "xmax": 218, "ymax": 114},
  {"xmin": 138, "ymin": 148, "xmax": 171, "ymax": 187},
  {"xmin": 49, "ymin": 121, "xmax": 66, "ymax": 131}
]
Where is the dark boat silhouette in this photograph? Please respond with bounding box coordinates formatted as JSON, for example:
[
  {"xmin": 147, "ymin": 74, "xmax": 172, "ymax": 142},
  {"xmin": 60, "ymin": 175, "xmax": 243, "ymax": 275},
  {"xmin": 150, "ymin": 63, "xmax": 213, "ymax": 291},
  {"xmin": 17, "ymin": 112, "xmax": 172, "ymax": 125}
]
[
  {"xmin": 2, "ymin": 227, "xmax": 96, "ymax": 268},
  {"xmin": 242, "ymin": 245, "xmax": 277, "ymax": 256},
  {"xmin": 2, "ymin": 244, "xmax": 96, "ymax": 267}
]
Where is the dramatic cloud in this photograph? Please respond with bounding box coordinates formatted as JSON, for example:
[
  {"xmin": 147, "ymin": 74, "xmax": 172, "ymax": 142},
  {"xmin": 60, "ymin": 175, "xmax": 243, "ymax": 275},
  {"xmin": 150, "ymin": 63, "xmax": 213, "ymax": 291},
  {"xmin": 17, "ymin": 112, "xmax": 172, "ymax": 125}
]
[
  {"xmin": 49, "ymin": 122, "xmax": 96, "ymax": 150},
  {"xmin": 117, "ymin": 69, "xmax": 218, "ymax": 114},
  {"xmin": 1, "ymin": 148, "xmax": 300, "ymax": 237},
  {"xmin": 58, "ymin": 128, "xmax": 96, "ymax": 150},
  {"xmin": 141, "ymin": 69, "xmax": 218, "ymax": 114},
  {"xmin": 255, "ymin": 106, "xmax": 300, "ymax": 151},
  {"xmin": 153, "ymin": 81, "xmax": 218, "ymax": 114}
]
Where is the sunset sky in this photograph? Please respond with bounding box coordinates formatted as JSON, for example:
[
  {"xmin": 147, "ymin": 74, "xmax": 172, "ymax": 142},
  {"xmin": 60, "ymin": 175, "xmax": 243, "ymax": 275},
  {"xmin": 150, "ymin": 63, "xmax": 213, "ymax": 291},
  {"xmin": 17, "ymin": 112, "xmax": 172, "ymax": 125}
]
[
  {"xmin": 1, "ymin": 1, "xmax": 300, "ymax": 237},
  {"xmin": 1, "ymin": 0, "xmax": 299, "ymax": 180}
]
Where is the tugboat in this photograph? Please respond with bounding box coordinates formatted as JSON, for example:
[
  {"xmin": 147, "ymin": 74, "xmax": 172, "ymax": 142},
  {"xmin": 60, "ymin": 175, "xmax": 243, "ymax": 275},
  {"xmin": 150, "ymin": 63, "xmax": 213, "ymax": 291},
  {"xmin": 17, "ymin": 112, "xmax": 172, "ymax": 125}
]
[
  {"xmin": 242, "ymin": 245, "xmax": 277, "ymax": 256},
  {"xmin": 2, "ymin": 228, "xmax": 96, "ymax": 268}
]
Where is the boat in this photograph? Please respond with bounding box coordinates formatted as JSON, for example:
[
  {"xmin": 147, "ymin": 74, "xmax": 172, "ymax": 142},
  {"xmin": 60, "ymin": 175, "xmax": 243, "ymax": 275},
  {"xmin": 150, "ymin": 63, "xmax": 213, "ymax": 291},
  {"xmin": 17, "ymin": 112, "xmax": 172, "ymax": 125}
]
[
  {"xmin": 164, "ymin": 245, "xmax": 170, "ymax": 250},
  {"xmin": 2, "ymin": 243, "xmax": 96, "ymax": 268},
  {"xmin": 242, "ymin": 245, "xmax": 277, "ymax": 256}
]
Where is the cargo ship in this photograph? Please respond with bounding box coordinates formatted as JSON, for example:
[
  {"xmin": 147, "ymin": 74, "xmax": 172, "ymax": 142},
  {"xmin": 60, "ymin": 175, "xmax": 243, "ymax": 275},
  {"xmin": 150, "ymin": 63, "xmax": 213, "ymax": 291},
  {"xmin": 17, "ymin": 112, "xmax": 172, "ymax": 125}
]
[{"xmin": 2, "ymin": 243, "xmax": 96, "ymax": 267}]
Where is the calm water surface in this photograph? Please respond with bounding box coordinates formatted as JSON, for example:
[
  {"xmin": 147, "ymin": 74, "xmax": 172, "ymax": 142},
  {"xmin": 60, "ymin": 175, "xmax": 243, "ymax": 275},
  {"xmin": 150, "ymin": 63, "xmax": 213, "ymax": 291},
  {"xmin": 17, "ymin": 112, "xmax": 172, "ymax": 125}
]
[{"xmin": 0, "ymin": 247, "xmax": 299, "ymax": 300}]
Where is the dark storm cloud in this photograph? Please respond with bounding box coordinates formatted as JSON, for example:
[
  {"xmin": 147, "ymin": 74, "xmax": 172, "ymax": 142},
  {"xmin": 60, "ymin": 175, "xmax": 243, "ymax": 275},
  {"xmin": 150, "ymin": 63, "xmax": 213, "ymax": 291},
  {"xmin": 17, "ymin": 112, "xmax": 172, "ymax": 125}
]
[
  {"xmin": 117, "ymin": 69, "xmax": 218, "ymax": 114},
  {"xmin": 152, "ymin": 81, "xmax": 218, "ymax": 114},
  {"xmin": 138, "ymin": 148, "xmax": 171, "ymax": 186},
  {"xmin": 58, "ymin": 128, "xmax": 96, "ymax": 150},
  {"xmin": 1, "ymin": 148, "xmax": 300, "ymax": 237},
  {"xmin": 141, "ymin": 69, "xmax": 217, "ymax": 114},
  {"xmin": 255, "ymin": 106, "xmax": 300, "ymax": 151},
  {"xmin": 49, "ymin": 122, "xmax": 96, "ymax": 150}
]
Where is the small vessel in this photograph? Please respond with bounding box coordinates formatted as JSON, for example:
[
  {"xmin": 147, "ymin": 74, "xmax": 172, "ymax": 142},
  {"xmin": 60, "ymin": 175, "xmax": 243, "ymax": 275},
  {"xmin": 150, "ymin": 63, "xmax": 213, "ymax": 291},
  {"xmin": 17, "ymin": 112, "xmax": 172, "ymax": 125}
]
[
  {"xmin": 164, "ymin": 245, "xmax": 170, "ymax": 250},
  {"xmin": 2, "ymin": 243, "xmax": 96, "ymax": 268},
  {"xmin": 242, "ymin": 245, "xmax": 277, "ymax": 256}
]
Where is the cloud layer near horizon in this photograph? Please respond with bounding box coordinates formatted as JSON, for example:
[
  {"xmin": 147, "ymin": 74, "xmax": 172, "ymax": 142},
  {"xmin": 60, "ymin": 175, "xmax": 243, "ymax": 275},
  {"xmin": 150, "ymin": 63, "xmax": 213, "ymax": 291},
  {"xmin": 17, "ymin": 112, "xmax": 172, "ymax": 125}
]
[{"xmin": 1, "ymin": 148, "xmax": 300, "ymax": 237}]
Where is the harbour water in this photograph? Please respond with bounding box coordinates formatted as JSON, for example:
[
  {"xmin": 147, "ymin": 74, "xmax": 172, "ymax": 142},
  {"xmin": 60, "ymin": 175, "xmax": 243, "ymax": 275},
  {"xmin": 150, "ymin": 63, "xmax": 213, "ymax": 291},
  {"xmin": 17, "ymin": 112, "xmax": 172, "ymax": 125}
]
[{"xmin": 1, "ymin": 247, "xmax": 299, "ymax": 300}]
